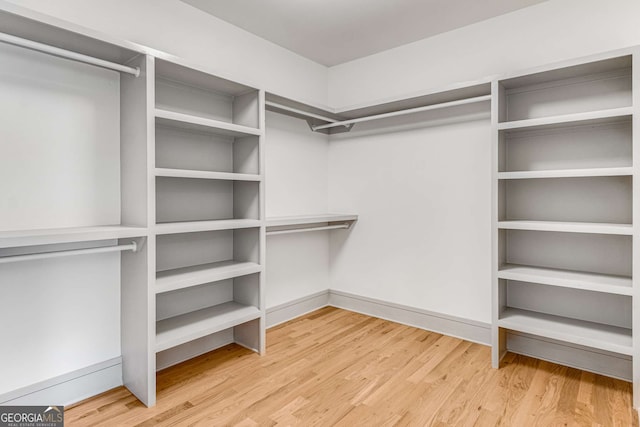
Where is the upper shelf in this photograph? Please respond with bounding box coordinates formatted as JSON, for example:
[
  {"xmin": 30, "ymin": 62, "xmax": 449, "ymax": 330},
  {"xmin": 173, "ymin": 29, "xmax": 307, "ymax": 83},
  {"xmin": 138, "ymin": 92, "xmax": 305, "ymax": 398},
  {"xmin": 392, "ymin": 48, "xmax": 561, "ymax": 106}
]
[
  {"xmin": 154, "ymin": 219, "xmax": 261, "ymax": 235},
  {"xmin": 0, "ymin": 225, "xmax": 148, "ymax": 249},
  {"xmin": 155, "ymin": 168, "xmax": 262, "ymax": 182},
  {"xmin": 497, "ymin": 107, "xmax": 632, "ymax": 131},
  {"xmin": 497, "ymin": 221, "xmax": 633, "ymax": 235},
  {"xmin": 497, "ymin": 167, "xmax": 633, "ymax": 180},
  {"xmin": 0, "ymin": 2, "xmax": 144, "ymax": 66},
  {"xmin": 155, "ymin": 109, "xmax": 262, "ymax": 138},
  {"xmin": 266, "ymin": 213, "xmax": 358, "ymax": 228}
]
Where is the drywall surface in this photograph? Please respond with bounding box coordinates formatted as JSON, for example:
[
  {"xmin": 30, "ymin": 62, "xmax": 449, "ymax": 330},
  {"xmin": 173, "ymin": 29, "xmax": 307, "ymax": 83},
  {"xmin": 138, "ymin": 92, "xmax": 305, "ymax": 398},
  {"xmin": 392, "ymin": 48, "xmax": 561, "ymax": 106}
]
[
  {"xmin": 328, "ymin": 0, "xmax": 640, "ymax": 109},
  {"xmin": 5, "ymin": 0, "xmax": 328, "ymax": 107},
  {"xmin": 328, "ymin": 105, "xmax": 492, "ymax": 323},
  {"xmin": 265, "ymin": 111, "xmax": 330, "ymax": 308},
  {"xmin": 0, "ymin": 251, "xmax": 120, "ymax": 395}
]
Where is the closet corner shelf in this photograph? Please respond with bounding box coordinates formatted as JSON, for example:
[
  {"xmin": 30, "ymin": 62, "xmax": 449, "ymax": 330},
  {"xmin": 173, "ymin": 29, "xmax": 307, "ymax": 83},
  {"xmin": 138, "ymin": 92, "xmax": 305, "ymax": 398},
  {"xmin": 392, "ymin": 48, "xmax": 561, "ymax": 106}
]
[
  {"xmin": 154, "ymin": 219, "xmax": 261, "ymax": 235},
  {"xmin": 497, "ymin": 107, "xmax": 633, "ymax": 131},
  {"xmin": 497, "ymin": 264, "xmax": 632, "ymax": 296},
  {"xmin": 497, "ymin": 220, "xmax": 632, "ymax": 235},
  {"xmin": 156, "ymin": 260, "xmax": 262, "ymax": 294},
  {"xmin": 497, "ymin": 167, "xmax": 633, "ymax": 180},
  {"xmin": 0, "ymin": 225, "xmax": 148, "ymax": 249},
  {"xmin": 266, "ymin": 213, "xmax": 358, "ymax": 228},
  {"xmin": 155, "ymin": 108, "xmax": 262, "ymax": 138},
  {"xmin": 498, "ymin": 308, "xmax": 632, "ymax": 356},
  {"xmin": 155, "ymin": 168, "xmax": 262, "ymax": 182},
  {"xmin": 155, "ymin": 301, "xmax": 261, "ymax": 352}
]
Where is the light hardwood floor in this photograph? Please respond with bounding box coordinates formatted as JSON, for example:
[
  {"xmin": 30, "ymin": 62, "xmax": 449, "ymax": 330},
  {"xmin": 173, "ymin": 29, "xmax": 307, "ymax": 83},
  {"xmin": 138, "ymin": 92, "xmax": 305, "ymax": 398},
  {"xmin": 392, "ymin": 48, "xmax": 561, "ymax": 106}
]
[{"xmin": 66, "ymin": 307, "xmax": 638, "ymax": 426}]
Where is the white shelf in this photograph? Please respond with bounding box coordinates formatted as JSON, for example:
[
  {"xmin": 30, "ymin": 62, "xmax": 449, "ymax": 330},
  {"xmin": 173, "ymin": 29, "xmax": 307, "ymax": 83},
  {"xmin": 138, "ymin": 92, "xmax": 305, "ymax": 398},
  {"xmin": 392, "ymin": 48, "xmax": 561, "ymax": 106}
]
[
  {"xmin": 497, "ymin": 107, "xmax": 633, "ymax": 131},
  {"xmin": 266, "ymin": 213, "xmax": 358, "ymax": 227},
  {"xmin": 498, "ymin": 308, "xmax": 632, "ymax": 356},
  {"xmin": 0, "ymin": 225, "xmax": 148, "ymax": 249},
  {"xmin": 155, "ymin": 302, "xmax": 261, "ymax": 352},
  {"xmin": 155, "ymin": 108, "xmax": 262, "ymax": 138},
  {"xmin": 156, "ymin": 260, "xmax": 262, "ymax": 294},
  {"xmin": 497, "ymin": 220, "xmax": 632, "ymax": 235},
  {"xmin": 154, "ymin": 219, "xmax": 261, "ymax": 235},
  {"xmin": 498, "ymin": 264, "xmax": 632, "ymax": 296},
  {"xmin": 497, "ymin": 167, "xmax": 633, "ymax": 180},
  {"xmin": 155, "ymin": 168, "xmax": 262, "ymax": 182}
]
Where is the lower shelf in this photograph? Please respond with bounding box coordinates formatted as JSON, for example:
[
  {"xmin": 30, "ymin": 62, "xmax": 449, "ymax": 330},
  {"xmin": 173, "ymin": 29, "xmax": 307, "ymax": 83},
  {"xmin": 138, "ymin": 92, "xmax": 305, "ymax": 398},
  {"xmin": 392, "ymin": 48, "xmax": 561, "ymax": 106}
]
[
  {"xmin": 498, "ymin": 308, "xmax": 632, "ymax": 356},
  {"xmin": 156, "ymin": 302, "xmax": 261, "ymax": 352},
  {"xmin": 156, "ymin": 261, "xmax": 262, "ymax": 294}
]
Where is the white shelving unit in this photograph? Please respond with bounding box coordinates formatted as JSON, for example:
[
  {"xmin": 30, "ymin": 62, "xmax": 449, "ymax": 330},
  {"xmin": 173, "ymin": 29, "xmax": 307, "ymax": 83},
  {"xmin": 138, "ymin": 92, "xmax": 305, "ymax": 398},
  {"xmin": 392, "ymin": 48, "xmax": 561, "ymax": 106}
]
[
  {"xmin": 491, "ymin": 48, "xmax": 639, "ymax": 405},
  {"xmin": 0, "ymin": 5, "xmax": 154, "ymax": 407},
  {"xmin": 152, "ymin": 56, "xmax": 265, "ymax": 390}
]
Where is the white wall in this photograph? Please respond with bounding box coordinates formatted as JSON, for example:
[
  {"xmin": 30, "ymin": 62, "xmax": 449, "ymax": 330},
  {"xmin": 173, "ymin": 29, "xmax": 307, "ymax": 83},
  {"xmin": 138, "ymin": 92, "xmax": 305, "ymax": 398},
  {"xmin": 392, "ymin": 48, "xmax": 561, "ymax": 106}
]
[
  {"xmin": 5, "ymin": 0, "xmax": 329, "ymax": 107},
  {"xmin": 328, "ymin": 105, "xmax": 492, "ymax": 323},
  {"xmin": 265, "ymin": 112, "xmax": 331, "ymax": 308},
  {"xmin": 325, "ymin": 0, "xmax": 640, "ymax": 326},
  {"xmin": 328, "ymin": 0, "xmax": 640, "ymax": 109}
]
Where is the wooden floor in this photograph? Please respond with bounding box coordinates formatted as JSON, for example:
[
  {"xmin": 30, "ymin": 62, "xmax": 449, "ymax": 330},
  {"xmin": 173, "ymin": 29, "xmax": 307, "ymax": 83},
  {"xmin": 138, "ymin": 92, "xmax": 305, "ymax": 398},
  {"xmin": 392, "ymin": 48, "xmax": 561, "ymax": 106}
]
[{"xmin": 67, "ymin": 307, "xmax": 637, "ymax": 426}]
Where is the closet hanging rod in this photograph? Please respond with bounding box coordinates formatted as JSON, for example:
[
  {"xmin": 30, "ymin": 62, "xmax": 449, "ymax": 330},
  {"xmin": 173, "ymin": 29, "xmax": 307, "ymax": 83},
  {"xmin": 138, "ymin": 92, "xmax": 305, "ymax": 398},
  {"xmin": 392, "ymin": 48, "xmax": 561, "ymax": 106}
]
[
  {"xmin": 266, "ymin": 224, "xmax": 349, "ymax": 236},
  {"xmin": 0, "ymin": 32, "xmax": 140, "ymax": 77},
  {"xmin": 311, "ymin": 94, "xmax": 492, "ymax": 131},
  {"xmin": 265, "ymin": 101, "xmax": 343, "ymax": 125},
  {"xmin": 0, "ymin": 242, "xmax": 137, "ymax": 264}
]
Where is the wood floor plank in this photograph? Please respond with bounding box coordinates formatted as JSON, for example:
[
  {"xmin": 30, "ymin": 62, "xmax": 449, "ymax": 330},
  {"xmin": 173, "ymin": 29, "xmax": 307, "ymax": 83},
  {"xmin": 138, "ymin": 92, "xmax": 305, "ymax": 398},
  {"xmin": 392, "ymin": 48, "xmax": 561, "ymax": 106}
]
[{"xmin": 65, "ymin": 307, "xmax": 637, "ymax": 426}]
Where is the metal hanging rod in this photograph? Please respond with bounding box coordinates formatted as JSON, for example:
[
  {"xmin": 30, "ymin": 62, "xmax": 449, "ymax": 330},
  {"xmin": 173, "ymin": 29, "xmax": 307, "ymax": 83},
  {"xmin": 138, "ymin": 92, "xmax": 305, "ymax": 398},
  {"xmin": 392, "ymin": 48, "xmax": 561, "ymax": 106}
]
[
  {"xmin": 311, "ymin": 94, "xmax": 492, "ymax": 131},
  {"xmin": 0, "ymin": 242, "xmax": 137, "ymax": 264},
  {"xmin": 265, "ymin": 101, "xmax": 345, "ymax": 125},
  {"xmin": 266, "ymin": 224, "xmax": 350, "ymax": 236},
  {"xmin": 0, "ymin": 32, "xmax": 140, "ymax": 77}
]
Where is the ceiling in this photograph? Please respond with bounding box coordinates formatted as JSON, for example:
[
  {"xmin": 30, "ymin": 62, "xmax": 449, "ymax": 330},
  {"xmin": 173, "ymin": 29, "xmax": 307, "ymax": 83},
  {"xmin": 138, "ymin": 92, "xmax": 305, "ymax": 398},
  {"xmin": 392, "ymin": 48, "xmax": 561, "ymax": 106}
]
[{"xmin": 181, "ymin": 0, "xmax": 547, "ymax": 66}]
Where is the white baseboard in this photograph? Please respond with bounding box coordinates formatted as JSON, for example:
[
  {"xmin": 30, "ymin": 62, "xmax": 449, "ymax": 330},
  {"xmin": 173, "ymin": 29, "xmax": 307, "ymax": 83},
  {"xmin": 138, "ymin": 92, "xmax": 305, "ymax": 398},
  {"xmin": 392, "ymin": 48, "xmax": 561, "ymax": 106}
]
[
  {"xmin": 506, "ymin": 331, "xmax": 632, "ymax": 381},
  {"xmin": 0, "ymin": 358, "xmax": 122, "ymax": 406},
  {"xmin": 328, "ymin": 290, "xmax": 492, "ymax": 345},
  {"xmin": 265, "ymin": 289, "xmax": 491, "ymax": 345},
  {"xmin": 266, "ymin": 290, "xmax": 330, "ymax": 328}
]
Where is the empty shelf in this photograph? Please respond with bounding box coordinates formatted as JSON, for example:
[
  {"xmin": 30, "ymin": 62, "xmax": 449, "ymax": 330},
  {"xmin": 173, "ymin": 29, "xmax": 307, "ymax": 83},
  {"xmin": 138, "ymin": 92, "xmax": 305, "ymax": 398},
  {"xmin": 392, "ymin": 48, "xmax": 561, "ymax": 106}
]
[
  {"xmin": 498, "ymin": 308, "xmax": 632, "ymax": 355},
  {"xmin": 497, "ymin": 107, "xmax": 633, "ymax": 131},
  {"xmin": 155, "ymin": 108, "xmax": 262, "ymax": 138},
  {"xmin": 0, "ymin": 225, "xmax": 148, "ymax": 249},
  {"xmin": 154, "ymin": 219, "xmax": 261, "ymax": 235},
  {"xmin": 498, "ymin": 264, "xmax": 632, "ymax": 296},
  {"xmin": 497, "ymin": 167, "xmax": 633, "ymax": 180},
  {"xmin": 156, "ymin": 301, "xmax": 261, "ymax": 352},
  {"xmin": 156, "ymin": 260, "xmax": 262, "ymax": 294},
  {"xmin": 266, "ymin": 213, "xmax": 358, "ymax": 227},
  {"xmin": 155, "ymin": 168, "xmax": 262, "ymax": 182},
  {"xmin": 497, "ymin": 221, "xmax": 632, "ymax": 235}
]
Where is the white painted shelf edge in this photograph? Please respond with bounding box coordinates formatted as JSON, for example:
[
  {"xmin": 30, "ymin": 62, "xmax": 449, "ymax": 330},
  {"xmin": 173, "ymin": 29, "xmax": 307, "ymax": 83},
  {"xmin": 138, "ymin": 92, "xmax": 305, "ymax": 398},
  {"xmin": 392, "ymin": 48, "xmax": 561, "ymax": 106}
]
[
  {"xmin": 497, "ymin": 220, "xmax": 633, "ymax": 235},
  {"xmin": 498, "ymin": 264, "xmax": 632, "ymax": 296},
  {"xmin": 266, "ymin": 213, "xmax": 358, "ymax": 227},
  {"xmin": 497, "ymin": 167, "xmax": 633, "ymax": 180},
  {"xmin": 156, "ymin": 260, "xmax": 262, "ymax": 294},
  {"xmin": 155, "ymin": 301, "xmax": 261, "ymax": 352},
  {"xmin": 0, "ymin": 225, "xmax": 148, "ymax": 248},
  {"xmin": 155, "ymin": 168, "xmax": 262, "ymax": 182},
  {"xmin": 154, "ymin": 219, "xmax": 261, "ymax": 235},
  {"xmin": 498, "ymin": 308, "xmax": 632, "ymax": 355},
  {"xmin": 155, "ymin": 108, "xmax": 262, "ymax": 138},
  {"xmin": 497, "ymin": 107, "xmax": 633, "ymax": 130}
]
